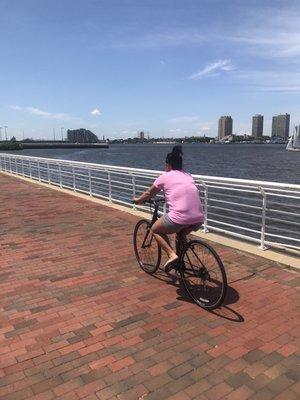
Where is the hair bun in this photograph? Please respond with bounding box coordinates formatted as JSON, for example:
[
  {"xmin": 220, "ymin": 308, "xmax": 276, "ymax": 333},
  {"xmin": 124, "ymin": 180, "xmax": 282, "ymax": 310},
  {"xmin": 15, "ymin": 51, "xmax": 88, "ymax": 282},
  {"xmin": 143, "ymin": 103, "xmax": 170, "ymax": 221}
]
[{"xmin": 172, "ymin": 145, "xmax": 183, "ymax": 156}]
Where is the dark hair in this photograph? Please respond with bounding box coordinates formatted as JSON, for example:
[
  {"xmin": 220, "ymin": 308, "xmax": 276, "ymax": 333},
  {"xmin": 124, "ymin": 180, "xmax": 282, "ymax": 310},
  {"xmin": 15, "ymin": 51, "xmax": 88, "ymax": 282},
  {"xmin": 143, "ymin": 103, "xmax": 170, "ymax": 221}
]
[{"xmin": 166, "ymin": 145, "xmax": 183, "ymax": 170}]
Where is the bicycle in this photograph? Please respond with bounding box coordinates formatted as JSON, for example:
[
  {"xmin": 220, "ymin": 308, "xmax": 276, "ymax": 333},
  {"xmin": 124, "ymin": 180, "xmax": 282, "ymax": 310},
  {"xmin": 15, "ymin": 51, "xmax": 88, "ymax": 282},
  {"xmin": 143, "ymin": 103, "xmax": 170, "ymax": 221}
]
[{"xmin": 133, "ymin": 199, "xmax": 227, "ymax": 310}]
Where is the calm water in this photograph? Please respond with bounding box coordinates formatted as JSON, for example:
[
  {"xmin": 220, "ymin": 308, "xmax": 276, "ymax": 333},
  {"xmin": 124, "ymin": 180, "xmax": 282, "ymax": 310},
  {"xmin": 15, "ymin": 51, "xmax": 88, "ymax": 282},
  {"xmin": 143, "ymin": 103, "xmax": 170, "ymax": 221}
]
[{"xmin": 7, "ymin": 143, "xmax": 300, "ymax": 184}]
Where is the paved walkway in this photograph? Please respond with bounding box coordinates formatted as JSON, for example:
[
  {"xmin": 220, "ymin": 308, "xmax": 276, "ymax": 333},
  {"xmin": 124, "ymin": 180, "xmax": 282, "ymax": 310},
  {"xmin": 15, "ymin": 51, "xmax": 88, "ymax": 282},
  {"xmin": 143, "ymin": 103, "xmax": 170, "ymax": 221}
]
[{"xmin": 0, "ymin": 174, "xmax": 299, "ymax": 400}]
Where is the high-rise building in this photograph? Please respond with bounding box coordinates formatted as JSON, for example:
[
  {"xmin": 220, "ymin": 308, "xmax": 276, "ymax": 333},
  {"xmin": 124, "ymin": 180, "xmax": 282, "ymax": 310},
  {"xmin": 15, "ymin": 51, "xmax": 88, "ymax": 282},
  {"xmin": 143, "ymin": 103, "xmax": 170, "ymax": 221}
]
[
  {"xmin": 252, "ymin": 114, "xmax": 264, "ymax": 138},
  {"xmin": 218, "ymin": 116, "xmax": 233, "ymax": 139},
  {"xmin": 271, "ymin": 114, "xmax": 290, "ymax": 138},
  {"xmin": 139, "ymin": 131, "xmax": 145, "ymax": 140}
]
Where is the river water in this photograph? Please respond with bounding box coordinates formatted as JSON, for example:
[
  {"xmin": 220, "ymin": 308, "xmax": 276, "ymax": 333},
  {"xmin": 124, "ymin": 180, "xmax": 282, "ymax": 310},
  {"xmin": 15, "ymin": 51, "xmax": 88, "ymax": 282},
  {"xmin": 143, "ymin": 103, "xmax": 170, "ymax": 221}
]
[{"xmin": 8, "ymin": 143, "xmax": 300, "ymax": 184}]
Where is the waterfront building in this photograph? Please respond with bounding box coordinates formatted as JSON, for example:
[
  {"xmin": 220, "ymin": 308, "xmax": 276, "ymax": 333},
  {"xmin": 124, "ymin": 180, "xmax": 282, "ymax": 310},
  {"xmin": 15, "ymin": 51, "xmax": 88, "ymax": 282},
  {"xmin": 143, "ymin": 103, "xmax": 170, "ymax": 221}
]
[
  {"xmin": 271, "ymin": 114, "xmax": 290, "ymax": 139},
  {"xmin": 139, "ymin": 131, "xmax": 145, "ymax": 140},
  {"xmin": 218, "ymin": 116, "xmax": 233, "ymax": 139},
  {"xmin": 252, "ymin": 114, "xmax": 264, "ymax": 138},
  {"xmin": 67, "ymin": 129, "xmax": 99, "ymax": 143}
]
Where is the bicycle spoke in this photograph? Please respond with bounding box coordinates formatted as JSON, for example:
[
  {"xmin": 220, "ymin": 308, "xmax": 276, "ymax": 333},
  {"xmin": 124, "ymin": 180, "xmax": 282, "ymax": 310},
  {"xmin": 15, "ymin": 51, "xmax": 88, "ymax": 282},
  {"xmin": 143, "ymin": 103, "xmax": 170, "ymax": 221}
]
[
  {"xmin": 184, "ymin": 251, "xmax": 199, "ymax": 277},
  {"xmin": 181, "ymin": 240, "xmax": 227, "ymax": 309},
  {"xmin": 189, "ymin": 244, "xmax": 206, "ymax": 270}
]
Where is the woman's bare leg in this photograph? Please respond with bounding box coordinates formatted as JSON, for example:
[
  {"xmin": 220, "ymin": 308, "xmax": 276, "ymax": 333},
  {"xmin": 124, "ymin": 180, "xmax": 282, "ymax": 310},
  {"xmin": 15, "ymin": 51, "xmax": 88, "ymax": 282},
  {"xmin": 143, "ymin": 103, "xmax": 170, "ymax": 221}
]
[{"xmin": 151, "ymin": 219, "xmax": 178, "ymax": 265}]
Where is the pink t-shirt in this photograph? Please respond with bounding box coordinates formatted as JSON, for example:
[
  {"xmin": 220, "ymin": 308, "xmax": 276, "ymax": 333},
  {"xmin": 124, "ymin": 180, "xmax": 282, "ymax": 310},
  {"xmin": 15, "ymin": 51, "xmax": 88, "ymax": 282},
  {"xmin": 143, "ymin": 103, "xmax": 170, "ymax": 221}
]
[{"xmin": 154, "ymin": 170, "xmax": 204, "ymax": 225}]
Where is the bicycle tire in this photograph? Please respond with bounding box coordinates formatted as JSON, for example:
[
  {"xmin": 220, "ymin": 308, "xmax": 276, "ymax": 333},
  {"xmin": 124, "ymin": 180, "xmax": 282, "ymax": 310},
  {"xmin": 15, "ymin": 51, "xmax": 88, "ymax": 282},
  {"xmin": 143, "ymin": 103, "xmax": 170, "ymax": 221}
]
[
  {"xmin": 133, "ymin": 219, "xmax": 161, "ymax": 274},
  {"xmin": 180, "ymin": 239, "xmax": 227, "ymax": 310}
]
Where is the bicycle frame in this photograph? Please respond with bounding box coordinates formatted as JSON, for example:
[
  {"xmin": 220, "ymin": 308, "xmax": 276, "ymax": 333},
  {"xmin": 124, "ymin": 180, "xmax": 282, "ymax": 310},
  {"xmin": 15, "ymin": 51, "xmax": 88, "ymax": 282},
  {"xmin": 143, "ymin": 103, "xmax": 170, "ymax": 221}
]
[
  {"xmin": 143, "ymin": 200, "xmax": 188, "ymax": 263},
  {"xmin": 140, "ymin": 201, "xmax": 161, "ymax": 249}
]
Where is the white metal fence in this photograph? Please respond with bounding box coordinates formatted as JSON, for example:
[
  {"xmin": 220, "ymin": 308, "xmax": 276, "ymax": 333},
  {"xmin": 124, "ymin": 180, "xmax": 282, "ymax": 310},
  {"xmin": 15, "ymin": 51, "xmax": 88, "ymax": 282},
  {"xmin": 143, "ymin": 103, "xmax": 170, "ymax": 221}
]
[{"xmin": 1, "ymin": 153, "xmax": 300, "ymax": 254}]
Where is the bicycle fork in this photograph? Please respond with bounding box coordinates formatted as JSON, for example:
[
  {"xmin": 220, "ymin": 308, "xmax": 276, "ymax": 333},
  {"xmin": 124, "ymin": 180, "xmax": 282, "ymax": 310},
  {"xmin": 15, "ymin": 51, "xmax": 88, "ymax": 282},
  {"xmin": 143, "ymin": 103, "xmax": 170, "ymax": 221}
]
[{"xmin": 142, "ymin": 226, "xmax": 154, "ymax": 249}]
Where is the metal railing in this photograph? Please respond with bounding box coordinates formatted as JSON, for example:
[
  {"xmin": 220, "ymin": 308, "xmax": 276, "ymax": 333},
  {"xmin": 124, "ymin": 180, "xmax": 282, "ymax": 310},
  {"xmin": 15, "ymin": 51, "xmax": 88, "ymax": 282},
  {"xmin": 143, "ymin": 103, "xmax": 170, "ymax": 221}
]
[{"xmin": 1, "ymin": 153, "xmax": 300, "ymax": 254}]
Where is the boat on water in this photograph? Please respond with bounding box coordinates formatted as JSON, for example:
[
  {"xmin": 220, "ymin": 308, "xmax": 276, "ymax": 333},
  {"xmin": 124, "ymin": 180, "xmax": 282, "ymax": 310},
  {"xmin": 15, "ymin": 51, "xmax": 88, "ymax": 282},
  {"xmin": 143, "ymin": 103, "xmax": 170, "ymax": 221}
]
[{"xmin": 286, "ymin": 125, "xmax": 300, "ymax": 152}]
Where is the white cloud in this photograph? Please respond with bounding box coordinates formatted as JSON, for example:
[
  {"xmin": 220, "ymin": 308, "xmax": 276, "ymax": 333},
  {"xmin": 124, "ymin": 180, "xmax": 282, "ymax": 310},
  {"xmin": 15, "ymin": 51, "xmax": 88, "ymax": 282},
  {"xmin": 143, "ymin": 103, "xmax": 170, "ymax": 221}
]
[
  {"xmin": 167, "ymin": 116, "xmax": 214, "ymax": 136},
  {"xmin": 10, "ymin": 105, "xmax": 79, "ymax": 122},
  {"xmin": 198, "ymin": 125, "xmax": 212, "ymax": 132},
  {"xmin": 168, "ymin": 116, "xmax": 200, "ymax": 124},
  {"xmin": 224, "ymin": 6, "xmax": 300, "ymax": 60},
  {"xmin": 260, "ymin": 86, "xmax": 300, "ymax": 93},
  {"xmin": 26, "ymin": 107, "xmax": 52, "ymax": 118},
  {"xmin": 91, "ymin": 107, "xmax": 101, "ymax": 116},
  {"xmin": 236, "ymin": 70, "xmax": 300, "ymax": 93},
  {"xmin": 108, "ymin": 31, "xmax": 204, "ymax": 49},
  {"xmin": 230, "ymin": 32, "xmax": 300, "ymax": 59},
  {"xmin": 190, "ymin": 59, "xmax": 235, "ymax": 80}
]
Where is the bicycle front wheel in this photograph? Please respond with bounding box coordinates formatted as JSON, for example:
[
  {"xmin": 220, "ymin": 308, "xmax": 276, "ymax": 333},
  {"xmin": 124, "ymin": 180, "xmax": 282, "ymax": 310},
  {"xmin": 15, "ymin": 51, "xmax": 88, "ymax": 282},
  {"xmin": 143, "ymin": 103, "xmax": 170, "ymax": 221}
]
[
  {"xmin": 180, "ymin": 240, "xmax": 227, "ymax": 310},
  {"xmin": 133, "ymin": 219, "xmax": 161, "ymax": 274}
]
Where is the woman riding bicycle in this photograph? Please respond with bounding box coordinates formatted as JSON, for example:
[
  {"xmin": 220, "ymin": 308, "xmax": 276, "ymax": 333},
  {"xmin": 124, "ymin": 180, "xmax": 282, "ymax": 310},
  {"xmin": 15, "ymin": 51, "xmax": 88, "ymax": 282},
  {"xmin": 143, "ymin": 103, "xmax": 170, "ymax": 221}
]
[{"xmin": 133, "ymin": 145, "xmax": 204, "ymax": 269}]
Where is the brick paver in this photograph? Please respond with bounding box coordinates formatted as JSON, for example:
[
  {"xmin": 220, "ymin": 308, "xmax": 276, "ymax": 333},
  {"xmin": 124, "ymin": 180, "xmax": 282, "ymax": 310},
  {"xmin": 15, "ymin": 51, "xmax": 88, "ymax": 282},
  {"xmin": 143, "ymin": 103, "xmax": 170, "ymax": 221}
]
[{"xmin": 0, "ymin": 174, "xmax": 299, "ymax": 400}]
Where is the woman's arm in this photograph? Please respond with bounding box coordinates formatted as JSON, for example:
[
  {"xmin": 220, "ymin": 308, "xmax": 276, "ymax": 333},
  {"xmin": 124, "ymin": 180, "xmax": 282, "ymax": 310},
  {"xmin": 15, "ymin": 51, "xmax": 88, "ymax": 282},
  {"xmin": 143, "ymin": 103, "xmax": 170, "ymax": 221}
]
[{"xmin": 133, "ymin": 184, "xmax": 160, "ymax": 204}]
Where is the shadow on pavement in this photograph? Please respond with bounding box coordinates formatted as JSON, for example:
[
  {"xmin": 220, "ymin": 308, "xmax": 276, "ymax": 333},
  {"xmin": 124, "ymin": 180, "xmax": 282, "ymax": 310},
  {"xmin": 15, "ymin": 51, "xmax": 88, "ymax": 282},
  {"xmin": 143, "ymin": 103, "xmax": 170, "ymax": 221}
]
[
  {"xmin": 151, "ymin": 267, "xmax": 245, "ymax": 322},
  {"xmin": 208, "ymin": 305, "xmax": 244, "ymax": 322}
]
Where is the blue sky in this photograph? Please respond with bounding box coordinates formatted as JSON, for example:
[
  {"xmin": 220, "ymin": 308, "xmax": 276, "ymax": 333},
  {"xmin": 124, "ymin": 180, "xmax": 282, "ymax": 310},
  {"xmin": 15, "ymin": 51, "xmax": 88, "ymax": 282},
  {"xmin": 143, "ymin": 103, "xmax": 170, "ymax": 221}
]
[{"xmin": 0, "ymin": 0, "xmax": 300, "ymax": 139}]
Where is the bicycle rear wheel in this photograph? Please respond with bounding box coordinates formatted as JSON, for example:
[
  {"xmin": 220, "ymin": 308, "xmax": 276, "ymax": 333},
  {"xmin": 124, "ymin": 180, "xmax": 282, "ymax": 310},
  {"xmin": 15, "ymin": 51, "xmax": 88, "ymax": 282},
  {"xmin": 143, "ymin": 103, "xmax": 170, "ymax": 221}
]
[
  {"xmin": 133, "ymin": 219, "xmax": 161, "ymax": 274},
  {"xmin": 180, "ymin": 239, "xmax": 227, "ymax": 310}
]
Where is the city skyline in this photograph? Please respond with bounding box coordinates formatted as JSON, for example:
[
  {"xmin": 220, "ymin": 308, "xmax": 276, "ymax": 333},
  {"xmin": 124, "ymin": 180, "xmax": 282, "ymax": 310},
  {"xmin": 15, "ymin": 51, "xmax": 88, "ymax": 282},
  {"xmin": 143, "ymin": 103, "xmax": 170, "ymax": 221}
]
[
  {"xmin": 0, "ymin": 111, "xmax": 295, "ymax": 141},
  {"xmin": 1, "ymin": 0, "xmax": 300, "ymax": 139}
]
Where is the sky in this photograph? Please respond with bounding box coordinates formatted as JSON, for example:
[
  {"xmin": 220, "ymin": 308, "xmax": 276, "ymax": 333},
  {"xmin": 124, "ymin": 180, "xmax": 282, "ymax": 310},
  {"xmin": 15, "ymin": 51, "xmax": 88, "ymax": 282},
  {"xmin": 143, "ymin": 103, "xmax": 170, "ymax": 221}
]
[{"xmin": 0, "ymin": 0, "xmax": 300, "ymax": 140}]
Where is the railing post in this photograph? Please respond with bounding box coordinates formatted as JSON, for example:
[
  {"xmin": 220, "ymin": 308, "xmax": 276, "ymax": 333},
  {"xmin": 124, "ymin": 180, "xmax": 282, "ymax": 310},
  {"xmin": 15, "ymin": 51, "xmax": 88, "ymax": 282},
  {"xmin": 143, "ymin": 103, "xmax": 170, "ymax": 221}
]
[
  {"xmin": 15, "ymin": 158, "xmax": 18, "ymax": 174},
  {"xmin": 258, "ymin": 187, "xmax": 267, "ymax": 250},
  {"xmin": 59, "ymin": 165, "xmax": 62, "ymax": 188},
  {"xmin": 29, "ymin": 160, "xmax": 32, "ymax": 178},
  {"xmin": 163, "ymin": 202, "xmax": 167, "ymax": 215},
  {"xmin": 47, "ymin": 163, "xmax": 50, "ymax": 183},
  {"xmin": 72, "ymin": 166, "xmax": 76, "ymax": 191},
  {"xmin": 132, "ymin": 174, "xmax": 136, "ymax": 209},
  {"xmin": 201, "ymin": 181, "xmax": 209, "ymax": 233},
  {"xmin": 108, "ymin": 171, "xmax": 112, "ymax": 202},
  {"xmin": 88, "ymin": 169, "xmax": 92, "ymax": 196},
  {"xmin": 38, "ymin": 161, "xmax": 41, "ymax": 182},
  {"xmin": 21, "ymin": 159, "xmax": 24, "ymax": 176},
  {"xmin": 9, "ymin": 157, "xmax": 12, "ymax": 173}
]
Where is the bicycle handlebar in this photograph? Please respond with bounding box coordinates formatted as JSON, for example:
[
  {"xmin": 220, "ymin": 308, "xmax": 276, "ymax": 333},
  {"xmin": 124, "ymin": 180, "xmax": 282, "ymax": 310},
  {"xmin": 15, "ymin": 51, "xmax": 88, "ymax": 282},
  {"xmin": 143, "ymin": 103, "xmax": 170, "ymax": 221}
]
[
  {"xmin": 132, "ymin": 198, "xmax": 165, "ymax": 206},
  {"xmin": 146, "ymin": 198, "xmax": 165, "ymax": 205}
]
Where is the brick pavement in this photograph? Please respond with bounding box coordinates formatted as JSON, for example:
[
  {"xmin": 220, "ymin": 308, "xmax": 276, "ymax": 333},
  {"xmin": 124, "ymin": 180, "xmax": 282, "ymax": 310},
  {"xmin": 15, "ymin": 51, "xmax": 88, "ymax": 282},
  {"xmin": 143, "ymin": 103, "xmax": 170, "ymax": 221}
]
[{"xmin": 0, "ymin": 173, "xmax": 299, "ymax": 400}]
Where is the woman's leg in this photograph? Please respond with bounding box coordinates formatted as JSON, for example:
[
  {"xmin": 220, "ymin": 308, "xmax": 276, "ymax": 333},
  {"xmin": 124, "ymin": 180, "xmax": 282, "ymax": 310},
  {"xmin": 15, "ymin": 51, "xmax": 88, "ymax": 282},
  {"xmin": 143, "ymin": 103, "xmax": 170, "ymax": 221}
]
[{"xmin": 151, "ymin": 219, "xmax": 178, "ymax": 266}]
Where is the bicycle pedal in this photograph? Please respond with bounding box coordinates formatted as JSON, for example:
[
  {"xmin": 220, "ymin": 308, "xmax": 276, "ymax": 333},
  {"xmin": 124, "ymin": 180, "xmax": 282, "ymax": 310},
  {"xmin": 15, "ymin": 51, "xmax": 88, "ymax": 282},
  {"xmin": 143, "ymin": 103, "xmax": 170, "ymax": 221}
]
[{"xmin": 165, "ymin": 261, "xmax": 179, "ymax": 273}]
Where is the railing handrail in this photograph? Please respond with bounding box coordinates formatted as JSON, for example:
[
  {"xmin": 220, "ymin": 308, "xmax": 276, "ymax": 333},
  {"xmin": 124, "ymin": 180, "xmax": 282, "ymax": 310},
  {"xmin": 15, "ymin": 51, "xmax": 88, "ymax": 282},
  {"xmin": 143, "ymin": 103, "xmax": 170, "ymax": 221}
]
[
  {"xmin": 1, "ymin": 152, "xmax": 299, "ymax": 254},
  {"xmin": 1, "ymin": 153, "xmax": 299, "ymax": 191}
]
